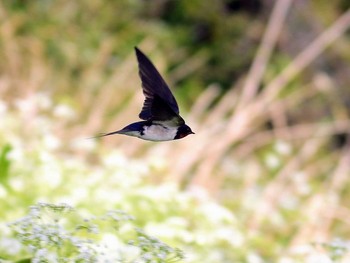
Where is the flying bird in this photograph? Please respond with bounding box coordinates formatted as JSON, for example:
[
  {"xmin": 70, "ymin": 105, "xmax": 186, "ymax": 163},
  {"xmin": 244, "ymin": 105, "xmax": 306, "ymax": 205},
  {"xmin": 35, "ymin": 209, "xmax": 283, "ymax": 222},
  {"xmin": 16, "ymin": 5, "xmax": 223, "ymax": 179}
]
[{"xmin": 96, "ymin": 47, "xmax": 194, "ymax": 141}]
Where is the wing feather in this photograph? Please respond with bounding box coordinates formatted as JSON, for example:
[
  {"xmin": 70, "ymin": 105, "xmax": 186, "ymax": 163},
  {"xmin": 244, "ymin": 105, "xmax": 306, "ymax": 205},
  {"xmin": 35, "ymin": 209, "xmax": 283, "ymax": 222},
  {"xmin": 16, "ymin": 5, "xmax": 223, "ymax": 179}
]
[{"xmin": 135, "ymin": 47, "xmax": 180, "ymax": 121}]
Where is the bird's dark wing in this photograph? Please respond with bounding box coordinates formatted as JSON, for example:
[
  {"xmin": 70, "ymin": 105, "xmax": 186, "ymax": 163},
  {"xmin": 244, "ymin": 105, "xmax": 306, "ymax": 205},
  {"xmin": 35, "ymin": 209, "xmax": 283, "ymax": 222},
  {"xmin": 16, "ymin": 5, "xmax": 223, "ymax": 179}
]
[
  {"xmin": 135, "ymin": 47, "xmax": 180, "ymax": 121},
  {"xmin": 150, "ymin": 95, "xmax": 185, "ymax": 126}
]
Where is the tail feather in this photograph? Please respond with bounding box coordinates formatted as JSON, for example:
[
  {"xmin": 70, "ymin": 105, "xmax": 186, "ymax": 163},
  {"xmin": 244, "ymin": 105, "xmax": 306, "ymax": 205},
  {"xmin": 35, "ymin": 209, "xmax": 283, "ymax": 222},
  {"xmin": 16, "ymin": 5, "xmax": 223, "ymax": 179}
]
[
  {"xmin": 90, "ymin": 130, "xmax": 122, "ymax": 139},
  {"xmin": 90, "ymin": 122, "xmax": 146, "ymax": 139}
]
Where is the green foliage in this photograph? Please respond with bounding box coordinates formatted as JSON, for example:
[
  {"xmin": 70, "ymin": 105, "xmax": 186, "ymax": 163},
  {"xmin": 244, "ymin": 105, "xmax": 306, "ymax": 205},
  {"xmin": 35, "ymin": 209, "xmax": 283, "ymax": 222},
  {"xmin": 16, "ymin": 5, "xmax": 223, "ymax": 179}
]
[
  {"xmin": 7, "ymin": 203, "xmax": 183, "ymax": 262},
  {"xmin": 0, "ymin": 144, "xmax": 12, "ymax": 185}
]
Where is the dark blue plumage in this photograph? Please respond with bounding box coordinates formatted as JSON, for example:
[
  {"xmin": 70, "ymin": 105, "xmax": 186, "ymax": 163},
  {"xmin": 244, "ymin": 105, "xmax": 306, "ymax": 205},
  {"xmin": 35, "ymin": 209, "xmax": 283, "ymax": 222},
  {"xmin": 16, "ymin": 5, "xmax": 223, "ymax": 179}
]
[{"xmin": 96, "ymin": 47, "xmax": 194, "ymax": 141}]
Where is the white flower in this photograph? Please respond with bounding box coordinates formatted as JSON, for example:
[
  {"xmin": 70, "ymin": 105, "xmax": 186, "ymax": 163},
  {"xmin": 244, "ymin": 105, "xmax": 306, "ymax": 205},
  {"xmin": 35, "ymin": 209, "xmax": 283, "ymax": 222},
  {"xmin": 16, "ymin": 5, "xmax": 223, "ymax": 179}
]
[
  {"xmin": 306, "ymin": 254, "xmax": 332, "ymax": 263},
  {"xmin": 53, "ymin": 104, "xmax": 76, "ymax": 119},
  {"xmin": 35, "ymin": 248, "xmax": 48, "ymax": 257},
  {"xmin": 70, "ymin": 137, "xmax": 96, "ymax": 151},
  {"xmin": 264, "ymin": 153, "xmax": 280, "ymax": 168},
  {"xmin": 142, "ymin": 252, "xmax": 153, "ymax": 260},
  {"xmin": 247, "ymin": 253, "xmax": 263, "ymax": 263},
  {"xmin": 198, "ymin": 202, "xmax": 236, "ymax": 224},
  {"xmin": 43, "ymin": 134, "xmax": 61, "ymax": 150},
  {"xmin": 0, "ymin": 100, "xmax": 8, "ymax": 114},
  {"xmin": 0, "ymin": 237, "xmax": 22, "ymax": 255},
  {"xmin": 274, "ymin": 140, "xmax": 291, "ymax": 155},
  {"xmin": 0, "ymin": 185, "xmax": 8, "ymax": 198}
]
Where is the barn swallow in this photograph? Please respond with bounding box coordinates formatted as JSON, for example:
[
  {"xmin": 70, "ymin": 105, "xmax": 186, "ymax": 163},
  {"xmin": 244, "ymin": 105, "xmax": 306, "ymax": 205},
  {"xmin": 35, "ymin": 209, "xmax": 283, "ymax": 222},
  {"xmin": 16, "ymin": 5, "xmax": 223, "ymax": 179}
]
[{"xmin": 96, "ymin": 47, "xmax": 194, "ymax": 141}]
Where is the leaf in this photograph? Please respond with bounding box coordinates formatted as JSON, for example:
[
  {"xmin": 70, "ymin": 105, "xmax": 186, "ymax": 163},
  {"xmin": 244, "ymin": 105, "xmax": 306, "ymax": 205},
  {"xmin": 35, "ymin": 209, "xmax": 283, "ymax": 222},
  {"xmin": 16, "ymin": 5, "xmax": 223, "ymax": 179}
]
[{"xmin": 0, "ymin": 144, "xmax": 12, "ymax": 184}]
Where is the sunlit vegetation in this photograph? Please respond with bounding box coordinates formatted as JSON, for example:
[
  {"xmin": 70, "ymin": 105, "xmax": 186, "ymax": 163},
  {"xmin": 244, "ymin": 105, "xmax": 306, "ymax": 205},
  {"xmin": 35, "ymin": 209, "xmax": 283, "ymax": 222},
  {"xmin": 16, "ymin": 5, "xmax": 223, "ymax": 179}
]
[{"xmin": 1, "ymin": 0, "xmax": 350, "ymax": 262}]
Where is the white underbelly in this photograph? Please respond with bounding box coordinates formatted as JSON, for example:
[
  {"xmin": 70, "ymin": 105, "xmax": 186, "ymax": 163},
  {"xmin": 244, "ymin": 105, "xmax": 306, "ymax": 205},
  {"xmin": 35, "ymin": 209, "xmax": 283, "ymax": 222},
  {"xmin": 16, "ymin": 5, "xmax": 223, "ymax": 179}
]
[{"xmin": 141, "ymin": 125, "xmax": 177, "ymax": 141}]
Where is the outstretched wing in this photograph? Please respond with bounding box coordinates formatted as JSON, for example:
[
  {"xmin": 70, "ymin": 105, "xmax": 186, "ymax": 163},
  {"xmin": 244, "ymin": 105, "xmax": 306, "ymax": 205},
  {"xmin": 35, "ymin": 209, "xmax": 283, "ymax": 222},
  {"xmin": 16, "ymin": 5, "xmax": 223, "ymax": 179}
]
[
  {"xmin": 150, "ymin": 95, "xmax": 185, "ymax": 126},
  {"xmin": 135, "ymin": 47, "xmax": 180, "ymax": 121}
]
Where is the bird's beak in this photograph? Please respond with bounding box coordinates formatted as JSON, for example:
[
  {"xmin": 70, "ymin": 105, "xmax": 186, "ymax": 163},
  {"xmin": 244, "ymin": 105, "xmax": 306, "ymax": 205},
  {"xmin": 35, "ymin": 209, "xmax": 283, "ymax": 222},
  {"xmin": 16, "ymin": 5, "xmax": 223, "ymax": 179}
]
[{"xmin": 191, "ymin": 131, "xmax": 195, "ymax": 134}]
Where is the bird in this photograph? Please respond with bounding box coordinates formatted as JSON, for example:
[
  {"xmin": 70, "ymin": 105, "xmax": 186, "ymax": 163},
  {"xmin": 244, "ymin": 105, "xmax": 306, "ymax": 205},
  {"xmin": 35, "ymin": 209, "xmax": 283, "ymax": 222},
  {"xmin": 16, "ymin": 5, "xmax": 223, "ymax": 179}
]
[{"xmin": 95, "ymin": 47, "xmax": 194, "ymax": 141}]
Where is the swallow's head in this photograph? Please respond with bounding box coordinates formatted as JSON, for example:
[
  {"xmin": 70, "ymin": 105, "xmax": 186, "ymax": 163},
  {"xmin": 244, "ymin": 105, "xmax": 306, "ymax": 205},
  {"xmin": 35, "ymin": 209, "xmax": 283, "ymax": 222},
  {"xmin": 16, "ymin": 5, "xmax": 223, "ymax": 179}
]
[{"xmin": 174, "ymin": 124, "xmax": 195, "ymax": 140}]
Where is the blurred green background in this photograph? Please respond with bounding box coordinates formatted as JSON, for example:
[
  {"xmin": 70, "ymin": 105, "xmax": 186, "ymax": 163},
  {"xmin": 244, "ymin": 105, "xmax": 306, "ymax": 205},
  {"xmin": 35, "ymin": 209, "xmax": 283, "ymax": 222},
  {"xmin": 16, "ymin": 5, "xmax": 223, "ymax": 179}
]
[{"xmin": 1, "ymin": 0, "xmax": 350, "ymax": 262}]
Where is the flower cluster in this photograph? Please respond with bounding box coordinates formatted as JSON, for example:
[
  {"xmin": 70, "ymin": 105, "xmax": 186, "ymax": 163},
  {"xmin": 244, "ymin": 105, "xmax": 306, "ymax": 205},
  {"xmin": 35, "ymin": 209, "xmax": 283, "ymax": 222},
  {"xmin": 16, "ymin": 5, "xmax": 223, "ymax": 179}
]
[
  {"xmin": 129, "ymin": 229, "xmax": 184, "ymax": 263},
  {"xmin": 8, "ymin": 203, "xmax": 184, "ymax": 262}
]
